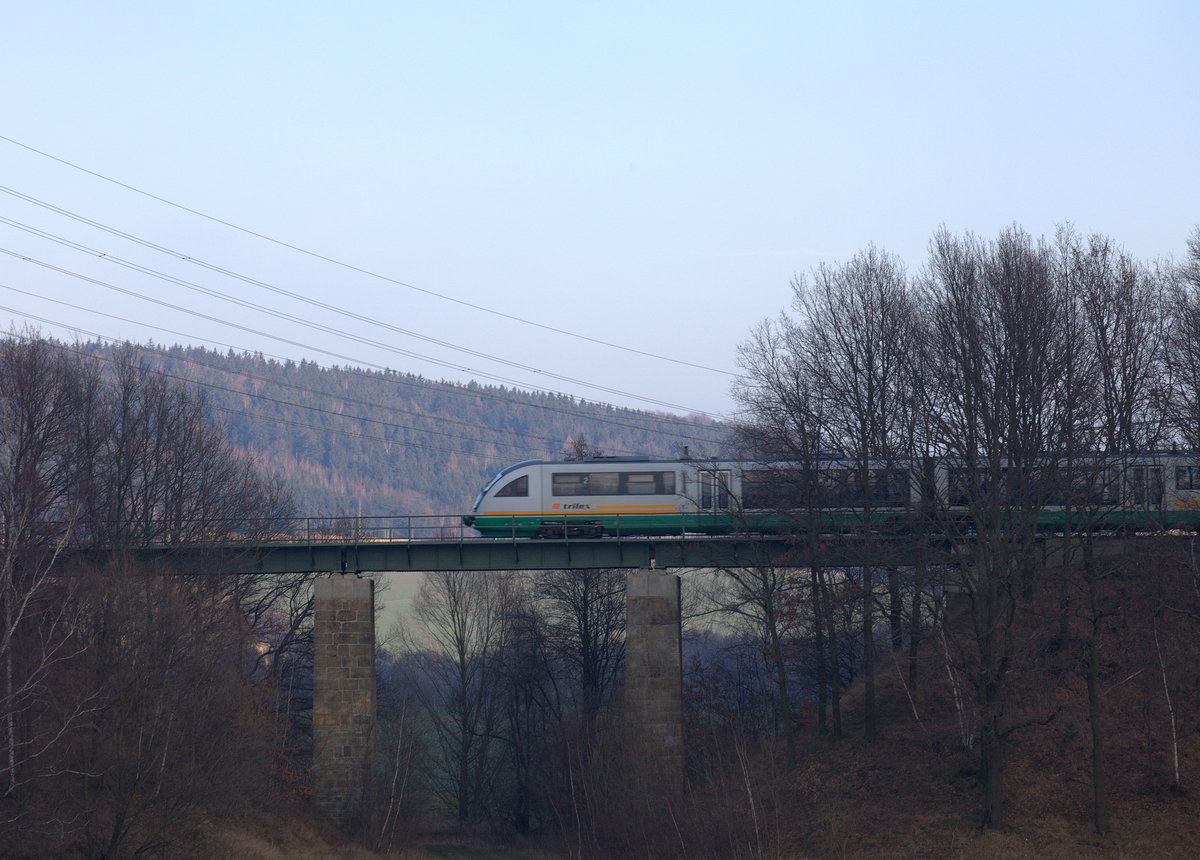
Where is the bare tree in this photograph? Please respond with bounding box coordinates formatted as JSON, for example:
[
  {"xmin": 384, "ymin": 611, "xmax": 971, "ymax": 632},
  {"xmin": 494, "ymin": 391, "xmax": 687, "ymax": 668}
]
[
  {"xmin": 75, "ymin": 563, "xmax": 278, "ymax": 858},
  {"xmin": 732, "ymin": 318, "xmax": 843, "ymax": 746},
  {"xmin": 695, "ymin": 563, "xmax": 809, "ymax": 765},
  {"xmin": 403, "ymin": 570, "xmax": 514, "ymax": 823},
  {"xmin": 1054, "ymin": 229, "xmax": 1173, "ymax": 835},
  {"xmin": 916, "ymin": 226, "xmax": 1069, "ymax": 828},
  {"xmin": 791, "ymin": 244, "xmax": 915, "ymax": 739},
  {"xmin": 76, "ymin": 345, "xmax": 294, "ymax": 549},
  {"xmin": 562, "ymin": 435, "xmax": 604, "ymax": 461},
  {"xmin": 492, "ymin": 586, "xmax": 557, "ymax": 835},
  {"xmin": 1077, "ymin": 236, "xmax": 1169, "ymax": 454},
  {"xmin": 1165, "ymin": 226, "xmax": 1200, "ymax": 449},
  {"xmin": 0, "ymin": 336, "xmax": 96, "ymax": 811},
  {"xmin": 532, "ymin": 567, "xmax": 624, "ymax": 725},
  {"xmin": 0, "ymin": 335, "xmax": 305, "ymax": 853}
]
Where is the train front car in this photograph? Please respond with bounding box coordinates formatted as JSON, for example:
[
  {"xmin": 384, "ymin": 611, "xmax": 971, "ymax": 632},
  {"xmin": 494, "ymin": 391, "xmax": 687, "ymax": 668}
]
[
  {"xmin": 466, "ymin": 457, "xmax": 694, "ymax": 538},
  {"xmin": 463, "ymin": 460, "xmax": 545, "ymax": 538}
]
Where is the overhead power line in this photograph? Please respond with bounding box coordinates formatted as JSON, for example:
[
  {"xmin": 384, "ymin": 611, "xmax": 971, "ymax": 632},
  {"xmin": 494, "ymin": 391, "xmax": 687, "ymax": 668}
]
[
  {"xmin": 0, "ymin": 188, "xmax": 732, "ymax": 415},
  {"xmin": 0, "ymin": 133, "xmax": 736, "ymax": 377},
  {"xmin": 0, "ymin": 216, "xmax": 723, "ymax": 418},
  {"xmin": 1, "ymin": 241, "xmax": 726, "ymax": 421}
]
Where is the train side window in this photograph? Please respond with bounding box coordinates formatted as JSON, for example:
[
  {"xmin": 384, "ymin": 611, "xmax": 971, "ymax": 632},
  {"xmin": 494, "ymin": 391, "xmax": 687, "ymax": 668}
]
[
  {"xmin": 552, "ymin": 473, "xmax": 588, "ymax": 496},
  {"xmin": 820, "ymin": 468, "xmax": 850, "ymax": 506},
  {"xmin": 1097, "ymin": 469, "xmax": 1120, "ymax": 505},
  {"xmin": 552, "ymin": 470, "xmax": 675, "ymax": 496},
  {"xmin": 1177, "ymin": 466, "xmax": 1200, "ymax": 491},
  {"xmin": 624, "ymin": 473, "xmax": 658, "ymax": 494},
  {"xmin": 495, "ymin": 475, "xmax": 528, "ymax": 498},
  {"xmin": 742, "ymin": 471, "xmax": 771, "ymax": 508},
  {"xmin": 1065, "ymin": 467, "xmax": 1120, "ymax": 506},
  {"xmin": 743, "ymin": 469, "xmax": 806, "ymax": 508},
  {"xmin": 1149, "ymin": 466, "xmax": 1164, "ymax": 507},
  {"xmin": 588, "ymin": 472, "xmax": 620, "ymax": 494},
  {"xmin": 946, "ymin": 468, "xmax": 971, "ymax": 507},
  {"xmin": 871, "ymin": 468, "xmax": 909, "ymax": 505}
]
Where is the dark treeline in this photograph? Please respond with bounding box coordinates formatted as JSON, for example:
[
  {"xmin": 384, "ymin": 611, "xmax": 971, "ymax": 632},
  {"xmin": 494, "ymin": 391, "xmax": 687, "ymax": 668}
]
[
  {"xmin": 0, "ymin": 338, "xmax": 316, "ymax": 857},
  {"xmin": 726, "ymin": 223, "xmax": 1200, "ymax": 838}
]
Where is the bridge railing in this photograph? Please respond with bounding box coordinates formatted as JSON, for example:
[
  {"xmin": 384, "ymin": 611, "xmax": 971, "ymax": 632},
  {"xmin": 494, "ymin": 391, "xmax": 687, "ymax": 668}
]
[
  {"xmin": 269, "ymin": 515, "xmax": 472, "ymax": 543},
  {"xmin": 263, "ymin": 513, "xmax": 771, "ymax": 544},
  {"xmin": 263, "ymin": 513, "xmax": 736, "ymax": 544},
  {"xmin": 63, "ymin": 513, "xmax": 763, "ymax": 549}
]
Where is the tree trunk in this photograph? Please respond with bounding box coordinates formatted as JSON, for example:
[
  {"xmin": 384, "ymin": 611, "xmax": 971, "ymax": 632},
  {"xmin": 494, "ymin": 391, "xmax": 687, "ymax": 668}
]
[
  {"xmin": 819, "ymin": 569, "xmax": 843, "ymax": 740},
  {"xmin": 976, "ymin": 560, "xmax": 1012, "ymax": 830},
  {"xmin": 812, "ymin": 568, "xmax": 828, "ymax": 736},
  {"xmin": 979, "ymin": 717, "xmax": 1004, "ymax": 829},
  {"xmin": 908, "ymin": 585, "xmax": 922, "ymax": 688},
  {"xmin": 1086, "ymin": 630, "xmax": 1109, "ymax": 835},
  {"xmin": 888, "ymin": 566, "xmax": 904, "ymax": 652},
  {"xmin": 766, "ymin": 601, "xmax": 796, "ymax": 767},
  {"xmin": 862, "ymin": 563, "xmax": 876, "ymax": 739}
]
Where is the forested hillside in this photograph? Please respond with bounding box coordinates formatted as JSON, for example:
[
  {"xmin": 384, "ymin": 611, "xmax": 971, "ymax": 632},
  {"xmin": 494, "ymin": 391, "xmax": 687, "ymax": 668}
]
[{"xmin": 89, "ymin": 343, "xmax": 727, "ymax": 517}]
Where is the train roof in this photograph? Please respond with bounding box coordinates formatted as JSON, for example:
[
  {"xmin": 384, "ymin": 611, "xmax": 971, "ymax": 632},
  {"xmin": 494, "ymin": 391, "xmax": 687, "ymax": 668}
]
[{"xmin": 503, "ymin": 456, "xmax": 678, "ymax": 468}]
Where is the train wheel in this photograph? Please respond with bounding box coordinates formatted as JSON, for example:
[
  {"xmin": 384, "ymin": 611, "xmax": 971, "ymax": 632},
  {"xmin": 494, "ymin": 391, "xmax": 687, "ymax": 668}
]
[{"xmin": 534, "ymin": 522, "xmax": 564, "ymax": 539}]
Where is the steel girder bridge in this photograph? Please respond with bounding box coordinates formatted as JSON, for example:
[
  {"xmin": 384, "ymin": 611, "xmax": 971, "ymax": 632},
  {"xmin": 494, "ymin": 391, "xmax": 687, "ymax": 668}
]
[
  {"xmin": 135, "ymin": 533, "xmax": 831, "ymax": 574},
  {"xmin": 86, "ymin": 515, "xmax": 941, "ymax": 574},
  {"xmin": 68, "ymin": 514, "xmax": 1174, "ymax": 575}
]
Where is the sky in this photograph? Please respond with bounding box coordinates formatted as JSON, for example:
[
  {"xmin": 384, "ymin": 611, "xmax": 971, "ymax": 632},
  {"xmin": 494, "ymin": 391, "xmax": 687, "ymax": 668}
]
[{"xmin": 2, "ymin": 1, "xmax": 1197, "ymax": 421}]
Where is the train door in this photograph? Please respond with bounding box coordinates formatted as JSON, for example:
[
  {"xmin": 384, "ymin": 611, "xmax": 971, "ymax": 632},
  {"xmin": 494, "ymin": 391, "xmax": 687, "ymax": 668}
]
[
  {"xmin": 1127, "ymin": 465, "xmax": 1164, "ymax": 509},
  {"xmin": 700, "ymin": 470, "xmax": 731, "ymax": 512}
]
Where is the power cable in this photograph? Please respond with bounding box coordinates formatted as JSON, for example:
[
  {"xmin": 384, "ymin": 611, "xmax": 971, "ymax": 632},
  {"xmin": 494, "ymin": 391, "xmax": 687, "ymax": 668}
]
[
  {"xmin": 0, "ymin": 220, "xmax": 722, "ymax": 418},
  {"xmin": 0, "ymin": 192, "xmax": 731, "ymax": 416},
  {"xmin": 0, "ymin": 133, "xmax": 736, "ymax": 377}
]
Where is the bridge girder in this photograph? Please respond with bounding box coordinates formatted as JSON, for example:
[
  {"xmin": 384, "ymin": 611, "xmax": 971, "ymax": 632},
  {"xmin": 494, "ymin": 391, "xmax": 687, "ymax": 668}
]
[{"xmin": 114, "ymin": 534, "xmax": 948, "ymax": 574}]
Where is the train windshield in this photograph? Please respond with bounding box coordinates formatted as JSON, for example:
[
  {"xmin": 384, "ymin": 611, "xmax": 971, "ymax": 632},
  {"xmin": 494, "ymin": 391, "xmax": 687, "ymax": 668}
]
[
  {"xmin": 472, "ymin": 471, "xmax": 502, "ymax": 511},
  {"xmin": 473, "ymin": 460, "xmax": 539, "ymax": 511}
]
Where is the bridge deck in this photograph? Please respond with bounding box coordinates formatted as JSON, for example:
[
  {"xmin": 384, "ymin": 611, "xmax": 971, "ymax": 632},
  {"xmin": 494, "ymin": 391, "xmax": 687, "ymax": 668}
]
[
  {"xmin": 123, "ymin": 532, "xmax": 944, "ymax": 573},
  {"xmin": 60, "ymin": 506, "xmax": 1185, "ymax": 573},
  {"xmin": 142, "ymin": 535, "xmax": 793, "ymax": 573}
]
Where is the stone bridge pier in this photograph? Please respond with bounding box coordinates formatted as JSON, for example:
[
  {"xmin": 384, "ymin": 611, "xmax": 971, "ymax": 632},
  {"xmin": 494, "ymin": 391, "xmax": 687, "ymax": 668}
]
[
  {"xmin": 624, "ymin": 571, "xmax": 684, "ymax": 794},
  {"xmin": 312, "ymin": 576, "xmax": 377, "ymax": 824}
]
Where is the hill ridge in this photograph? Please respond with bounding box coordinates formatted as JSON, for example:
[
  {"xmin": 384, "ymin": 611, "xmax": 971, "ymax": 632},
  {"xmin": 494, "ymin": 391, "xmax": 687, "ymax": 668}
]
[{"xmin": 92, "ymin": 341, "xmax": 728, "ymax": 516}]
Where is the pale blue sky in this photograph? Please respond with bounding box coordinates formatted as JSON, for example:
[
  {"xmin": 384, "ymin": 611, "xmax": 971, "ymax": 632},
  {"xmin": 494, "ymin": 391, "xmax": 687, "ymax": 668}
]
[{"xmin": 2, "ymin": 1, "xmax": 1197, "ymax": 418}]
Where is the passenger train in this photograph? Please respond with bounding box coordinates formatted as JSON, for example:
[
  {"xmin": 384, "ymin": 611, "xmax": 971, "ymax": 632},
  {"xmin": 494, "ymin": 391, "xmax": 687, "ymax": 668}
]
[{"xmin": 462, "ymin": 454, "xmax": 1200, "ymax": 538}]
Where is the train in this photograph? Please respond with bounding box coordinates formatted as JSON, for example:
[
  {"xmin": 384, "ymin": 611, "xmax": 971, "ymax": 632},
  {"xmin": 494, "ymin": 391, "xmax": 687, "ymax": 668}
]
[{"xmin": 462, "ymin": 454, "xmax": 1200, "ymax": 539}]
